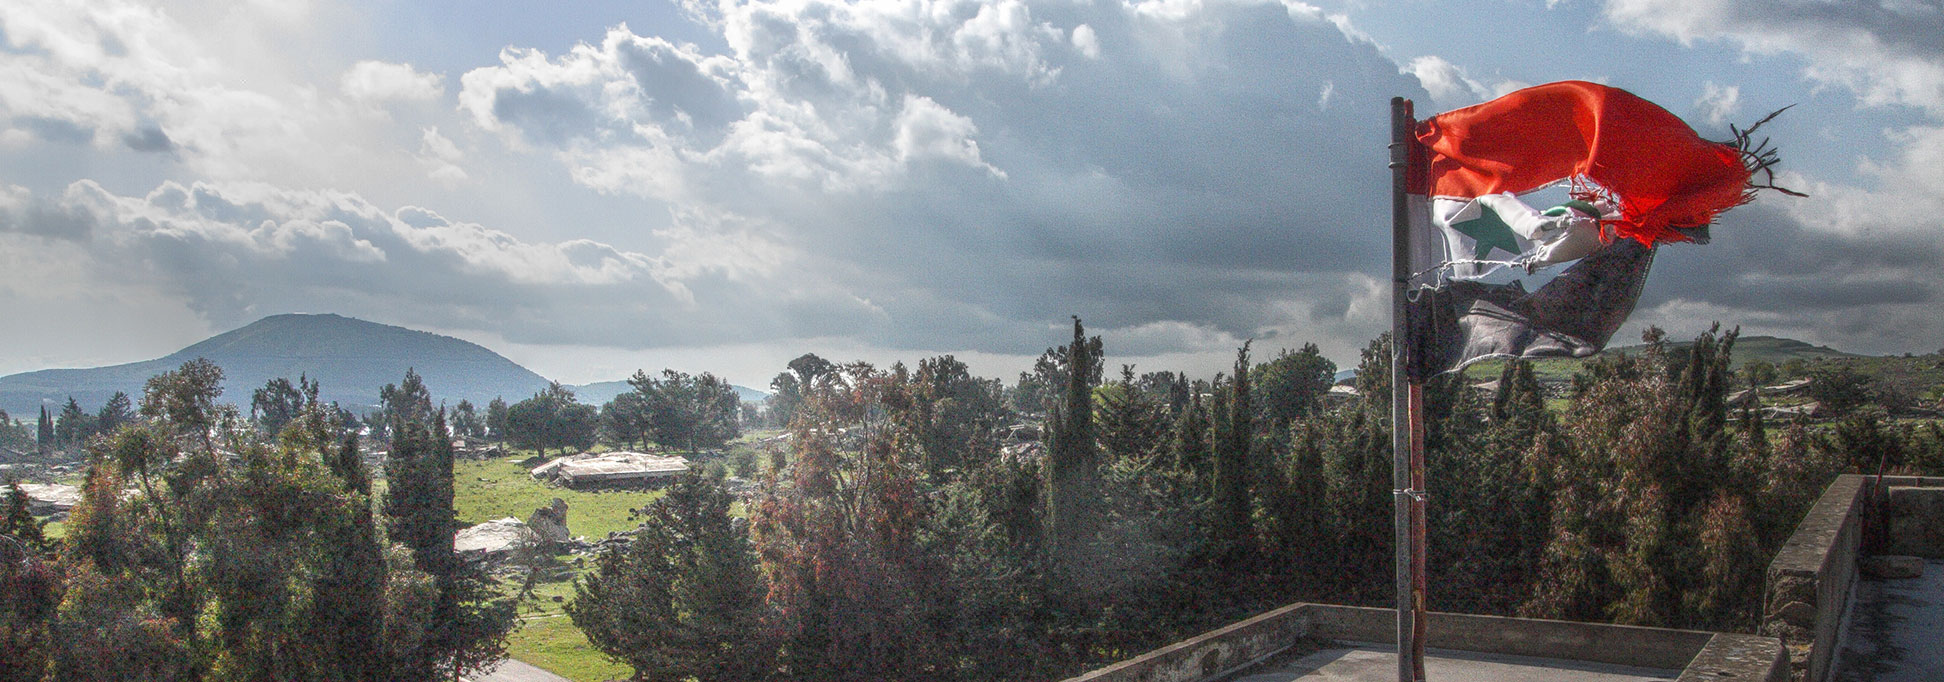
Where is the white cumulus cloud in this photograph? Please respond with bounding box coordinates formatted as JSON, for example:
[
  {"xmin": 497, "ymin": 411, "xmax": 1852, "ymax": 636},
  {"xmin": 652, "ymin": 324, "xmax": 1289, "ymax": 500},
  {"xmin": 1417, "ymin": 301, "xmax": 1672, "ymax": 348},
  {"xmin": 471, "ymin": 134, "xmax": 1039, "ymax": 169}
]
[{"xmin": 340, "ymin": 60, "xmax": 445, "ymax": 104}]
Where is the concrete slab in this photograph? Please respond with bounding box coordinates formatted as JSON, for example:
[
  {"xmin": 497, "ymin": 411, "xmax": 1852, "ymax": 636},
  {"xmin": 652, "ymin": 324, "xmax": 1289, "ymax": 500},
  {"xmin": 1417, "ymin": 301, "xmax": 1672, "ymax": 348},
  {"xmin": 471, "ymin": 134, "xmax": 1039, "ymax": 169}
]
[
  {"xmin": 1834, "ymin": 559, "xmax": 1944, "ymax": 681},
  {"xmin": 1235, "ymin": 644, "xmax": 1678, "ymax": 682},
  {"xmin": 531, "ymin": 451, "xmax": 688, "ymax": 486}
]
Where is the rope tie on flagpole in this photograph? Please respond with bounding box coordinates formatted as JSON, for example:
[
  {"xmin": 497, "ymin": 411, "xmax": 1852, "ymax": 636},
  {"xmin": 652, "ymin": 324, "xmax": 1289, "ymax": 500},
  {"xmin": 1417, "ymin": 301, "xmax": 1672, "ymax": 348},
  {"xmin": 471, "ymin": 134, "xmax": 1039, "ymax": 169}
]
[{"xmin": 1392, "ymin": 488, "xmax": 1429, "ymax": 502}]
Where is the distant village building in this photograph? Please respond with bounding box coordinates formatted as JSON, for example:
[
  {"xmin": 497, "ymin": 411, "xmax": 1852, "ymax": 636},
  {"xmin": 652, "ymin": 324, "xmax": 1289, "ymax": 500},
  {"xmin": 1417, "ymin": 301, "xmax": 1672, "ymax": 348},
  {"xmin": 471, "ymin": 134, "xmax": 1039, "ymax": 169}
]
[{"xmin": 530, "ymin": 451, "xmax": 690, "ymax": 489}]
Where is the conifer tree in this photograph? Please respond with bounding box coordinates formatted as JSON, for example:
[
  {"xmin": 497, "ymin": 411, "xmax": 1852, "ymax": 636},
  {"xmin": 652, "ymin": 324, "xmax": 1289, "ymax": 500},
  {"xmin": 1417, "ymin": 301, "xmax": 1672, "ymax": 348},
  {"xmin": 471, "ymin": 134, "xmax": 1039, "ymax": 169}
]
[
  {"xmin": 55, "ymin": 398, "xmax": 89, "ymax": 449},
  {"xmin": 570, "ymin": 470, "xmax": 765, "ymax": 682},
  {"xmin": 752, "ymin": 363, "xmax": 950, "ymax": 681},
  {"xmin": 95, "ymin": 392, "xmax": 133, "ymax": 436},
  {"xmin": 35, "ymin": 406, "xmax": 51, "ymax": 454},
  {"xmin": 1211, "ymin": 343, "xmax": 1254, "ymax": 564},
  {"xmin": 1097, "ymin": 366, "xmax": 1168, "ymax": 465},
  {"xmin": 2, "ymin": 479, "xmax": 45, "ymax": 554},
  {"xmin": 0, "ymin": 499, "xmax": 58, "ymax": 682},
  {"xmin": 1044, "ymin": 317, "xmax": 1102, "ymax": 586},
  {"xmin": 486, "ymin": 397, "xmax": 509, "ymax": 442},
  {"xmin": 377, "ymin": 370, "xmax": 515, "ymax": 679},
  {"xmin": 307, "ymin": 420, "xmax": 388, "ymax": 680},
  {"xmin": 1169, "ymin": 392, "xmax": 1211, "ymax": 480}
]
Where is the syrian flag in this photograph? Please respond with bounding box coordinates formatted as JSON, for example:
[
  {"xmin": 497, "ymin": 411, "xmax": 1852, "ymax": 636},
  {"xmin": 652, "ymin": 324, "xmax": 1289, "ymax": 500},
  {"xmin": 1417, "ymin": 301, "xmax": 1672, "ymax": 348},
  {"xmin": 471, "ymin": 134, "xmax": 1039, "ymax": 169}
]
[{"xmin": 1401, "ymin": 81, "xmax": 1783, "ymax": 378}]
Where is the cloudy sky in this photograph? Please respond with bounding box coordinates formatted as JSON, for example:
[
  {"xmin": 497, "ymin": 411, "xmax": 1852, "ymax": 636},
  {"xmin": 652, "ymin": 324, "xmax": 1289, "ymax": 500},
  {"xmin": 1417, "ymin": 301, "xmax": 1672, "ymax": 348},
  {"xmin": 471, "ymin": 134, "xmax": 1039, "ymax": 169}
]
[{"xmin": 2, "ymin": 0, "xmax": 1940, "ymax": 390}]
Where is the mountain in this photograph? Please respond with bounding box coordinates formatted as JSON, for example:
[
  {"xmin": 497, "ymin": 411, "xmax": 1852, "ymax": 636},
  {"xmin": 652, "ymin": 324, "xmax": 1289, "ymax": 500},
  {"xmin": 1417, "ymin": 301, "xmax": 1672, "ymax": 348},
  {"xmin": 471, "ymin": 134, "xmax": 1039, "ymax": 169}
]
[
  {"xmin": 567, "ymin": 379, "xmax": 770, "ymax": 406},
  {"xmin": 0, "ymin": 314, "xmax": 552, "ymax": 416}
]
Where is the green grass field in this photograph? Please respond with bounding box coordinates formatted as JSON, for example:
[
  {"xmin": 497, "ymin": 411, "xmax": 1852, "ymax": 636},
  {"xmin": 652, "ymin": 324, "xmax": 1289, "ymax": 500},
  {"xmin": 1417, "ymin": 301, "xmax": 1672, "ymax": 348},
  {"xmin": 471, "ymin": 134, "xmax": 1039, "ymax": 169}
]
[
  {"xmin": 501, "ymin": 569, "xmax": 632, "ymax": 682},
  {"xmin": 452, "ymin": 454, "xmax": 667, "ymax": 681},
  {"xmin": 452, "ymin": 457, "xmax": 666, "ymax": 540}
]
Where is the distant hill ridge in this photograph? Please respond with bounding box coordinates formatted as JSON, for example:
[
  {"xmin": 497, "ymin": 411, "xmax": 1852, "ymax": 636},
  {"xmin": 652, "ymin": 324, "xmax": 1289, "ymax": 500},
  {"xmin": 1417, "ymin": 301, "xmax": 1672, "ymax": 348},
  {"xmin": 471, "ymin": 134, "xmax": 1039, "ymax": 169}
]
[
  {"xmin": 1609, "ymin": 334, "xmax": 1859, "ymax": 367},
  {"xmin": 0, "ymin": 314, "xmax": 552, "ymax": 416}
]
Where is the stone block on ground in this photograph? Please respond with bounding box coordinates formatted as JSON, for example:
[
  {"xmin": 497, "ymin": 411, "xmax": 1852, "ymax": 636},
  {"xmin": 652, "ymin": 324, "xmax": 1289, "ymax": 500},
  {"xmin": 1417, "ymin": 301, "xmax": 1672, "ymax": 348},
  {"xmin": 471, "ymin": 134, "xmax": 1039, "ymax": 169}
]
[
  {"xmin": 526, "ymin": 497, "xmax": 570, "ymax": 545},
  {"xmin": 455, "ymin": 518, "xmax": 541, "ymax": 558}
]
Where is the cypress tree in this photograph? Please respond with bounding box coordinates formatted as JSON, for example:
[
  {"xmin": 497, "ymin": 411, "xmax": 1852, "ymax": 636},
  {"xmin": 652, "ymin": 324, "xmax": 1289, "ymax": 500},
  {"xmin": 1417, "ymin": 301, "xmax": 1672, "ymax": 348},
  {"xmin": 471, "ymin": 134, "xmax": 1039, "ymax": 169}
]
[
  {"xmin": 1044, "ymin": 317, "xmax": 1101, "ymax": 587},
  {"xmin": 386, "ymin": 402, "xmax": 510, "ymax": 680},
  {"xmin": 385, "ymin": 397, "xmax": 451, "ymax": 679},
  {"xmin": 312, "ymin": 430, "xmax": 387, "ymax": 680},
  {"xmin": 1212, "ymin": 342, "xmax": 1254, "ymax": 564},
  {"xmin": 35, "ymin": 406, "xmax": 51, "ymax": 454},
  {"xmin": 1170, "ymin": 392, "xmax": 1211, "ymax": 481}
]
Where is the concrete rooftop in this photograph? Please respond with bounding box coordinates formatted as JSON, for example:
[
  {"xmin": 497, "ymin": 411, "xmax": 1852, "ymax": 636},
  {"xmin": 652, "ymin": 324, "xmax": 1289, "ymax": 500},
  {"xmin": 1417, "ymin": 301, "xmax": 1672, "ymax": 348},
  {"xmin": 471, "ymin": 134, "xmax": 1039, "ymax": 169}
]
[
  {"xmin": 1236, "ymin": 644, "xmax": 1678, "ymax": 682},
  {"xmin": 1833, "ymin": 559, "xmax": 1944, "ymax": 681}
]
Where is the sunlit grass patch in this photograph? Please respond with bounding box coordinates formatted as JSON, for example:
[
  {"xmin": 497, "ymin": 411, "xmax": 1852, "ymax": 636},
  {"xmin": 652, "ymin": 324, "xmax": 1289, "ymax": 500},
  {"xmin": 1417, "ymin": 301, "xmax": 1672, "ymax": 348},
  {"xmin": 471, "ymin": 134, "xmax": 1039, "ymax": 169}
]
[{"xmin": 452, "ymin": 458, "xmax": 662, "ymax": 540}]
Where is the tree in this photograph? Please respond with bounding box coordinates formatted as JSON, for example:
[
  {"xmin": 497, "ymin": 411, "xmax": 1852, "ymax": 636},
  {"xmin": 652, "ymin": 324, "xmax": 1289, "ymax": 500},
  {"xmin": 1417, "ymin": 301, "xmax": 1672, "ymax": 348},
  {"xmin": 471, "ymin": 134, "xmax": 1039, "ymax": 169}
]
[
  {"xmin": 1044, "ymin": 317, "xmax": 1103, "ymax": 591},
  {"xmin": 0, "ymin": 409, "xmax": 33, "ymax": 451},
  {"xmin": 251, "ymin": 376, "xmax": 312, "ymax": 436},
  {"xmin": 1169, "ymin": 392, "xmax": 1212, "ymax": 479},
  {"xmin": 569, "ymin": 470, "xmax": 766, "ymax": 682},
  {"xmin": 0, "ymin": 503, "xmax": 60, "ymax": 682},
  {"xmin": 1252, "ymin": 343, "xmax": 1335, "ymax": 432},
  {"xmin": 1806, "ymin": 365, "xmax": 1872, "ymax": 417},
  {"xmin": 386, "ymin": 394, "xmax": 516, "ymax": 680},
  {"xmin": 1739, "ymin": 360, "xmax": 1777, "ymax": 391},
  {"xmin": 95, "ymin": 392, "xmax": 134, "ymax": 436},
  {"xmin": 506, "ymin": 383, "xmax": 598, "ymax": 457},
  {"xmin": 1017, "ymin": 331, "xmax": 1105, "ymax": 417},
  {"xmin": 486, "ymin": 397, "xmax": 509, "ymax": 442},
  {"xmin": 767, "ymin": 372, "xmax": 804, "ymax": 428},
  {"xmin": 907, "ymin": 355, "xmax": 1008, "ymax": 478},
  {"xmin": 451, "ymin": 399, "xmax": 484, "ymax": 439},
  {"xmin": 139, "ymin": 357, "xmax": 227, "ymax": 459},
  {"xmin": 54, "ymin": 397, "xmax": 94, "ymax": 449},
  {"xmin": 2, "ymin": 479, "xmax": 46, "ymax": 554},
  {"xmin": 787, "ymin": 353, "xmax": 838, "ymax": 390},
  {"xmin": 631, "ymin": 370, "xmax": 740, "ymax": 453},
  {"xmin": 36, "ymin": 360, "xmax": 496, "ymax": 681},
  {"xmin": 1096, "ymin": 366, "xmax": 1168, "ymax": 465},
  {"xmin": 378, "ymin": 368, "xmax": 436, "ymax": 439},
  {"xmin": 34, "ymin": 406, "xmax": 51, "ymax": 455},
  {"xmin": 751, "ymin": 362, "xmax": 951, "ymax": 681},
  {"xmin": 602, "ymin": 391, "xmax": 653, "ymax": 450},
  {"xmin": 1210, "ymin": 343, "xmax": 1255, "ymax": 565}
]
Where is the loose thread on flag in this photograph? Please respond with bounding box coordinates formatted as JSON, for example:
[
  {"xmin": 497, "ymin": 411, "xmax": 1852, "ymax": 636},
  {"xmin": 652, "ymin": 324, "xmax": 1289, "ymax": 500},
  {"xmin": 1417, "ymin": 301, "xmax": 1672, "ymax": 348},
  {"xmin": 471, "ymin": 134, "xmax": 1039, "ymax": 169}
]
[{"xmin": 1725, "ymin": 105, "xmax": 1807, "ymax": 201}]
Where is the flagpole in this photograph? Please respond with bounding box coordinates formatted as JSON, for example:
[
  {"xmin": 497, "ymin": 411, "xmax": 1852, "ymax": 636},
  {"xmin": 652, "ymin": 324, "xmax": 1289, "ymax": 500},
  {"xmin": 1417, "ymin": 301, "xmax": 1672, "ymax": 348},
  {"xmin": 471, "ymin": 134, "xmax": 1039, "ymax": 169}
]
[{"xmin": 1388, "ymin": 96, "xmax": 1427, "ymax": 682}]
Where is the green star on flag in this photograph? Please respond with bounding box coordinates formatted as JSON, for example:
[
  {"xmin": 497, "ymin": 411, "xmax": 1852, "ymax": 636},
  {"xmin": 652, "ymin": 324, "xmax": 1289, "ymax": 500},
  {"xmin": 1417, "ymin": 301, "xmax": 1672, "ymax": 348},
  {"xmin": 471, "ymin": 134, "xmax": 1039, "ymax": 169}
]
[{"xmin": 1450, "ymin": 204, "xmax": 1524, "ymax": 259}]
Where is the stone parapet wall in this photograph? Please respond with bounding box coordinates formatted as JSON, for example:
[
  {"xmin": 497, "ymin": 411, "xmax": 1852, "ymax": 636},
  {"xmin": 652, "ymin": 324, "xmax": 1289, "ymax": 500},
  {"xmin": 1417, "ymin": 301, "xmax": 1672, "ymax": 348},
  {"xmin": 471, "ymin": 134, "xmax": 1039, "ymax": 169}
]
[
  {"xmin": 1058, "ymin": 602, "xmax": 1784, "ymax": 682},
  {"xmin": 1759, "ymin": 474, "xmax": 1934, "ymax": 682},
  {"xmin": 1060, "ymin": 603, "xmax": 1308, "ymax": 682},
  {"xmin": 1761, "ymin": 474, "xmax": 1864, "ymax": 681}
]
